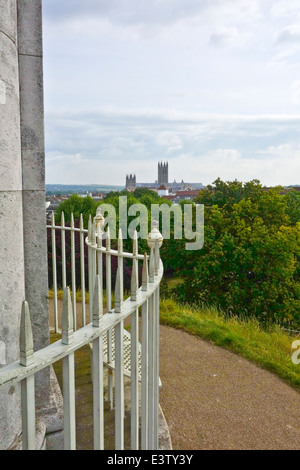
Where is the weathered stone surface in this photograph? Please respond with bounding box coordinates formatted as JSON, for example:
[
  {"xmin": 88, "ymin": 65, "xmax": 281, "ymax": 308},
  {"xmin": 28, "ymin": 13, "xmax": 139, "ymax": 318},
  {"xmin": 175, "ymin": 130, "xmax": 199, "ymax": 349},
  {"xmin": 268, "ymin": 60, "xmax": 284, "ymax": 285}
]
[
  {"xmin": 21, "ymin": 150, "xmax": 45, "ymax": 191},
  {"xmin": 17, "ymin": 0, "xmax": 43, "ymax": 57},
  {"xmin": 18, "ymin": 54, "xmax": 45, "ymax": 153},
  {"xmin": 22, "ymin": 189, "xmax": 50, "ymax": 406},
  {"xmin": 0, "ymin": 34, "xmax": 22, "ymax": 191},
  {"xmin": 0, "ymin": 192, "xmax": 24, "ymax": 450},
  {"xmin": 0, "ymin": 0, "xmax": 17, "ymax": 45},
  {"xmin": 0, "ymin": 383, "xmax": 22, "ymax": 450},
  {"xmin": 0, "ymin": 0, "xmax": 24, "ymax": 450}
]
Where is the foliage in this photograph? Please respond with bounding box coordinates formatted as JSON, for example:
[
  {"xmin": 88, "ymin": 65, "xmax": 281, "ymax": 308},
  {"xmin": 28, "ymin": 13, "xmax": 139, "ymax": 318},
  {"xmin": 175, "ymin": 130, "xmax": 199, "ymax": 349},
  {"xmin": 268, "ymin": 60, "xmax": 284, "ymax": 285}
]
[
  {"xmin": 175, "ymin": 179, "xmax": 300, "ymax": 326},
  {"xmin": 55, "ymin": 194, "xmax": 98, "ymax": 228}
]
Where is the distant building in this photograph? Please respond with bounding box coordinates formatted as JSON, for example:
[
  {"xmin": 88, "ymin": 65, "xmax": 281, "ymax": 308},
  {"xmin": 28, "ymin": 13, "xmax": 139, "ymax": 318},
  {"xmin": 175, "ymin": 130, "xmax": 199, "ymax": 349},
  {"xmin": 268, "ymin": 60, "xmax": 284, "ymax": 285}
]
[
  {"xmin": 126, "ymin": 174, "xmax": 137, "ymax": 192},
  {"xmin": 127, "ymin": 162, "xmax": 204, "ymax": 192},
  {"xmin": 157, "ymin": 185, "xmax": 169, "ymax": 197},
  {"xmin": 158, "ymin": 162, "xmax": 169, "ymax": 187}
]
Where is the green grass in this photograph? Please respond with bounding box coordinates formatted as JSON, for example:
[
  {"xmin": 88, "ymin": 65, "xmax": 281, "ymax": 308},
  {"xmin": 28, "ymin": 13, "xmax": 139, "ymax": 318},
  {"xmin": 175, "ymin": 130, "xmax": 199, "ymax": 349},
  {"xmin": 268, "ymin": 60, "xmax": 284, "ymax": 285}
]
[{"xmin": 160, "ymin": 298, "xmax": 300, "ymax": 389}]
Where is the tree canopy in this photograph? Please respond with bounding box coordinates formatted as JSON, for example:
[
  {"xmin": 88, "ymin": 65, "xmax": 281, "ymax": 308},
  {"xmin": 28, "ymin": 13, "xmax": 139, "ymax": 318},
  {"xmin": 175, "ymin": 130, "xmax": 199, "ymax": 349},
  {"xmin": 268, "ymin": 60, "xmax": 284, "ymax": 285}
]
[{"xmin": 175, "ymin": 180, "xmax": 300, "ymax": 326}]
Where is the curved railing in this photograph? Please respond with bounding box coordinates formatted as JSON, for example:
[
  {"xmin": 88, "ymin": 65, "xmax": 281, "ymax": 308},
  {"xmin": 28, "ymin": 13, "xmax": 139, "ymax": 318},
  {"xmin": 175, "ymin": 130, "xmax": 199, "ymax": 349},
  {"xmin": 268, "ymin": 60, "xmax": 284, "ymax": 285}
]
[{"xmin": 0, "ymin": 211, "xmax": 164, "ymax": 451}]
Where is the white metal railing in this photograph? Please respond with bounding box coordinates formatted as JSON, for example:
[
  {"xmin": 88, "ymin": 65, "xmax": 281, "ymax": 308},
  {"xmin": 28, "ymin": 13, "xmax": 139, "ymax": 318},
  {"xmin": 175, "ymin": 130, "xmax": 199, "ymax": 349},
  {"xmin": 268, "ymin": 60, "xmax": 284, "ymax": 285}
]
[{"xmin": 0, "ymin": 211, "xmax": 163, "ymax": 450}]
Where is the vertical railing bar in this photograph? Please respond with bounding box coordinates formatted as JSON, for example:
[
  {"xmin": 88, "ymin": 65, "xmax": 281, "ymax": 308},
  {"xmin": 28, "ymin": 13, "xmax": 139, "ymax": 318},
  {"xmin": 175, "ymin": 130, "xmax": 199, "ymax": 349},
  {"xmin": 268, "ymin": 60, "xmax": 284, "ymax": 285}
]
[
  {"xmin": 130, "ymin": 230, "xmax": 139, "ymax": 449},
  {"xmin": 71, "ymin": 213, "xmax": 77, "ymax": 331},
  {"xmin": 153, "ymin": 288, "xmax": 159, "ymax": 449},
  {"xmin": 21, "ymin": 376, "xmax": 36, "ymax": 450},
  {"xmin": 142, "ymin": 252, "xmax": 149, "ymax": 292},
  {"xmin": 93, "ymin": 335, "xmax": 104, "ymax": 450},
  {"xmin": 147, "ymin": 293, "xmax": 155, "ymax": 450},
  {"xmin": 92, "ymin": 275, "xmax": 104, "ymax": 450},
  {"xmin": 91, "ymin": 219, "xmax": 97, "ymax": 321},
  {"xmin": 20, "ymin": 301, "xmax": 36, "ymax": 450},
  {"xmin": 149, "ymin": 247, "xmax": 155, "ymax": 284},
  {"xmin": 118, "ymin": 229, "xmax": 124, "ymax": 305},
  {"xmin": 51, "ymin": 212, "xmax": 58, "ymax": 333},
  {"xmin": 131, "ymin": 307, "xmax": 139, "ymax": 450},
  {"xmin": 62, "ymin": 287, "xmax": 76, "ymax": 450},
  {"xmin": 131, "ymin": 230, "xmax": 139, "ymax": 301},
  {"xmin": 97, "ymin": 225, "xmax": 103, "ymax": 292},
  {"xmin": 141, "ymin": 299, "xmax": 149, "ymax": 450},
  {"xmin": 79, "ymin": 214, "xmax": 86, "ymax": 327},
  {"xmin": 106, "ymin": 227, "xmax": 113, "ymax": 409},
  {"xmin": 106, "ymin": 227, "xmax": 112, "ymax": 312},
  {"xmin": 153, "ymin": 241, "xmax": 161, "ymax": 448},
  {"xmin": 115, "ymin": 320, "xmax": 124, "ymax": 450},
  {"xmin": 88, "ymin": 215, "xmax": 93, "ymax": 323},
  {"xmin": 61, "ymin": 211, "xmax": 66, "ymax": 290},
  {"xmin": 63, "ymin": 353, "xmax": 76, "ymax": 450},
  {"xmin": 114, "ymin": 266, "xmax": 124, "ymax": 449}
]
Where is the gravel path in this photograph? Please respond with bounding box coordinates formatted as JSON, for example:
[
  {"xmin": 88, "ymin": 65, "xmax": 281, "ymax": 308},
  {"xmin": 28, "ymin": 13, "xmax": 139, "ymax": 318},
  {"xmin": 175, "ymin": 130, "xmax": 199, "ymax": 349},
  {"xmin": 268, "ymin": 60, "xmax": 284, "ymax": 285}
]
[{"xmin": 159, "ymin": 325, "xmax": 300, "ymax": 450}]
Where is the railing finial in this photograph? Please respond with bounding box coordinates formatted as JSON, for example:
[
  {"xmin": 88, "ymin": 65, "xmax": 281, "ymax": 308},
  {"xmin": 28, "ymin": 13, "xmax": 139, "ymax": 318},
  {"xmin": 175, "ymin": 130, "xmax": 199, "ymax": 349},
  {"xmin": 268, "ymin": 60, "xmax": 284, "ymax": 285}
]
[
  {"xmin": 95, "ymin": 206, "xmax": 105, "ymax": 234},
  {"xmin": 20, "ymin": 301, "xmax": 34, "ymax": 367},
  {"xmin": 62, "ymin": 287, "xmax": 74, "ymax": 345}
]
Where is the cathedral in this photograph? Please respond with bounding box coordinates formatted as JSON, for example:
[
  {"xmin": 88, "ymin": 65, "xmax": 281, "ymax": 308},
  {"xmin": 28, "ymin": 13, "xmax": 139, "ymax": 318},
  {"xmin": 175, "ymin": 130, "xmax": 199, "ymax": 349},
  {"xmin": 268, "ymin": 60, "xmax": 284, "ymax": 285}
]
[{"xmin": 125, "ymin": 162, "xmax": 203, "ymax": 193}]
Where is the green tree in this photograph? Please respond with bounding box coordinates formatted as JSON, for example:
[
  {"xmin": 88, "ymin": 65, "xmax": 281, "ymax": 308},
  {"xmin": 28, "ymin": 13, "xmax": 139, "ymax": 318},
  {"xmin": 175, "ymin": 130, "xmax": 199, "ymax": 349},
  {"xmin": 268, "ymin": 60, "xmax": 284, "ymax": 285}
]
[
  {"xmin": 55, "ymin": 194, "xmax": 97, "ymax": 227},
  {"xmin": 177, "ymin": 180, "xmax": 300, "ymax": 326}
]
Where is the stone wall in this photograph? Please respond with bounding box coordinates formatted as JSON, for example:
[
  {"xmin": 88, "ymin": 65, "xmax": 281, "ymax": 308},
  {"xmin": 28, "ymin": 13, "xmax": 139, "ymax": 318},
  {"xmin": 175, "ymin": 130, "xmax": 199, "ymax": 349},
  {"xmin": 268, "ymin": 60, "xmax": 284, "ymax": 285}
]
[
  {"xmin": 0, "ymin": 0, "xmax": 63, "ymax": 449},
  {"xmin": 0, "ymin": 0, "xmax": 24, "ymax": 450}
]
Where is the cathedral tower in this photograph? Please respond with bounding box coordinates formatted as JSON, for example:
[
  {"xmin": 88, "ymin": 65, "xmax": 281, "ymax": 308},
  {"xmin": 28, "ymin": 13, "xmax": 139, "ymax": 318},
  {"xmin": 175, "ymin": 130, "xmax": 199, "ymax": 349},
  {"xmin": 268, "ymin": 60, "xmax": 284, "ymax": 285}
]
[
  {"xmin": 126, "ymin": 174, "xmax": 136, "ymax": 192},
  {"xmin": 158, "ymin": 162, "xmax": 168, "ymax": 187}
]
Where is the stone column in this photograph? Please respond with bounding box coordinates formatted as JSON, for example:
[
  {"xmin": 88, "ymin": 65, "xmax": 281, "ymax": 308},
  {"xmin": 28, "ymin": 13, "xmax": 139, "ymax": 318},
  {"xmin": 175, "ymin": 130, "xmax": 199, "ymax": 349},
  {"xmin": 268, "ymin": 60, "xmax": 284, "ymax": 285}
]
[
  {"xmin": 0, "ymin": 0, "xmax": 24, "ymax": 450},
  {"xmin": 17, "ymin": 0, "xmax": 50, "ymax": 406}
]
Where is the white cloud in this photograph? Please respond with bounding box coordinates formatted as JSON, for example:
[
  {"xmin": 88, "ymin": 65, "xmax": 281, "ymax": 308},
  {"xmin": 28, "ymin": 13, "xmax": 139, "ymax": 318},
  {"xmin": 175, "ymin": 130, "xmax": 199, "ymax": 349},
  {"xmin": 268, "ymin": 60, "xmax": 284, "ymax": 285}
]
[
  {"xmin": 209, "ymin": 28, "xmax": 239, "ymax": 48},
  {"xmin": 271, "ymin": 1, "xmax": 300, "ymax": 19},
  {"xmin": 155, "ymin": 132, "xmax": 183, "ymax": 153},
  {"xmin": 169, "ymin": 144, "xmax": 300, "ymax": 186},
  {"xmin": 276, "ymin": 24, "xmax": 300, "ymax": 44}
]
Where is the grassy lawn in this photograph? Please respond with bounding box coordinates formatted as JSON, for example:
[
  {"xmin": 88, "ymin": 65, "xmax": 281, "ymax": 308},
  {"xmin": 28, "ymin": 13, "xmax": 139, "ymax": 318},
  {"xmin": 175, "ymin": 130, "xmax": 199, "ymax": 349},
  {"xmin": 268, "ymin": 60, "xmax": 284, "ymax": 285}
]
[{"xmin": 160, "ymin": 298, "xmax": 300, "ymax": 389}]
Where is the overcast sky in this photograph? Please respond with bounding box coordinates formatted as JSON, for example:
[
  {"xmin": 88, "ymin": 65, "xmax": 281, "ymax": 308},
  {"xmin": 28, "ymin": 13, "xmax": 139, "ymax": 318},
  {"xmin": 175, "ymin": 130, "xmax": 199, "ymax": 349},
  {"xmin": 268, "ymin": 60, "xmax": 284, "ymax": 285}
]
[{"xmin": 43, "ymin": 0, "xmax": 300, "ymax": 187}]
